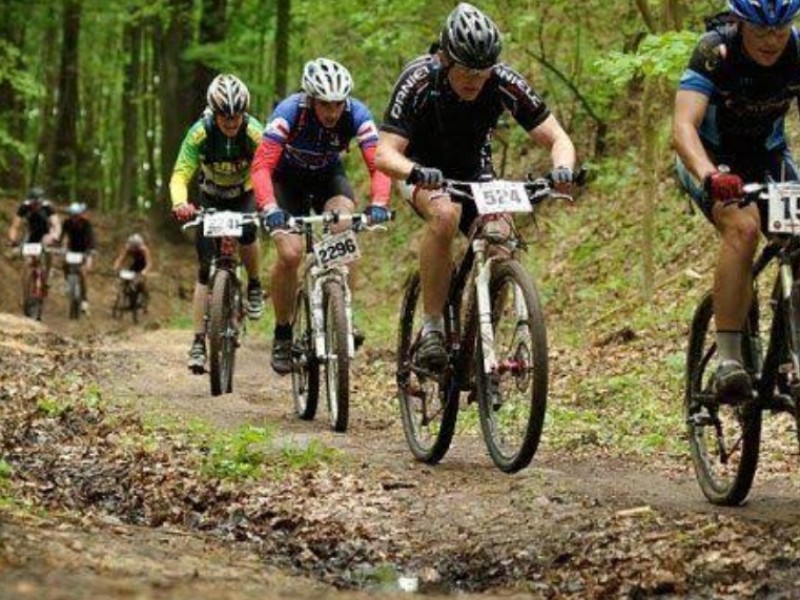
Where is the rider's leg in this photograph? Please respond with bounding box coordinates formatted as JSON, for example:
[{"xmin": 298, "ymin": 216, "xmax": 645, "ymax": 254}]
[
  {"xmin": 408, "ymin": 187, "xmax": 462, "ymax": 368},
  {"xmin": 709, "ymin": 201, "xmax": 760, "ymax": 397},
  {"xmin": 269, "ymin": 232, "xmax": 303, "ymax": 374},
  {"xmin": 188, "ymin": 230, "xmax": 213, "ymax": 372},
  {"xmin": 412, "ymin": 188, "xmax": 462, "ymax": 327}
]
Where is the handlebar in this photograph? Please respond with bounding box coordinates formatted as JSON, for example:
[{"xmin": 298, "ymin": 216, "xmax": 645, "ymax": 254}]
[
  {"xmin": 438, "ymin": 167, "xmax": 587, "ymax": 205},
  {"xmin": 273, "ymin": 210, "xmax": 396, "ymax": 235},
  {"xmin": 181, "ymin": 208, "xmax": 261, "ymax": 231}
]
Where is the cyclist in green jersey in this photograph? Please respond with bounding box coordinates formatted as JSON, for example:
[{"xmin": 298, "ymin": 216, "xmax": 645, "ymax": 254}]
[{"xmin": 170, "ymin": 74, "xmax": 266, "ymax": 373}]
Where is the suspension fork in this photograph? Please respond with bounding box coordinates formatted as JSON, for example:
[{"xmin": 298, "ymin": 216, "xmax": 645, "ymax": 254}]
[{"xmin": 473, "ymin": 239, "xmax": 498, "ymax": 374}]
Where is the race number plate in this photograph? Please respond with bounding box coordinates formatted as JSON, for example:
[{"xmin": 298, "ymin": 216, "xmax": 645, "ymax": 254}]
[
  {"xmin": 119, "ymin": 270, "xmax": 136, "ymax": 281},
  {"xmin": 314, "ymin": 230, "xmax": 361, "ymax": 268},
  {"xmin": 22, "ymin": 243, "xmax": 42, "ymax": 257},
  {"xmin": 65, "ymin": 251, "xmax": 84, "ymax": 265},
  {"xmin": 203, "ymin": 211, "xmax": 243, "ymax": 237},
  {"xmin": 470, "ymin": 181, "xmax": 533, "ymax": 215},
  {"xmin": 768, "ymin": 182, "xmax": 800, "ymax": 234}
]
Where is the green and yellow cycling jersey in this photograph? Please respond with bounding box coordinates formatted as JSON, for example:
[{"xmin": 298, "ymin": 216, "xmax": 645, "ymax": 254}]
[{"xmin": 169, "ymin": 113, "xmax": 264, "ymax": 207}]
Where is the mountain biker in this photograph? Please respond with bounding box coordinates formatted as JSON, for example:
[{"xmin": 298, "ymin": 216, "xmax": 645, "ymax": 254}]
[
  {"xmin": 673, "ymin": 0, "xmax": 800, "ymax": 402},
  {"xmin": 170, "ymin": 74, "xmax": 265, "ymax": 373},
  {"xmin": 60, "ymin": 202, "xmax": 95, "ymax": 314},
  {"xmin": 7, "ymin": 186, "xmax": 61, "ymax": 290},
  {"xmin": 252, "ymin": 57, "xmax": 392, "ymax": 375},
  {"xmin": 374, "ymin": 2, "xmax": 576, "ymax": 371},
  {"xmin": 113, "ymin": 233, "xmax": 151, "ymax": 310}
]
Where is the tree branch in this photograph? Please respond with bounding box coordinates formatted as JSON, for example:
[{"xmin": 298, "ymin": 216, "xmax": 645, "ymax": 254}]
[{"xmin": 634, "ymin": 0, "xmax": 658, "ymax": 33}]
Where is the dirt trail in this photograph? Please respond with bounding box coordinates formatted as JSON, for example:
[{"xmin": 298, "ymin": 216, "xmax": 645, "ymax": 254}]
[{"xmin": 6, "ymin": 313, "xmax": 800, "ymax": 598}]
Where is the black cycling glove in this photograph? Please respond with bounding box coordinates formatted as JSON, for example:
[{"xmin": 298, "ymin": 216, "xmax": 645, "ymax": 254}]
[
  {"xmin": 406, "ymin": 165, "xmax": 444, "ymax": 188},
  {"xmin": 549, "ymin": 166, "xmax": 574, "ymax": 186}
]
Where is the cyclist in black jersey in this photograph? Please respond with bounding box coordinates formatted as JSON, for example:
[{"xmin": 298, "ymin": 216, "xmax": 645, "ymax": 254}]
[
  {"xmin": 113, "ymin": 233, "xmax": 152, "ymax": 310},
  {"xmin": 674, "ymin": 0, "xmax": 800, "ymax": 402},
  {"xmin": 375, "ymin": 2, "xmax": 576, "ymax": 369},
  {"xmin": 60, "ymin": 202, "xmax": 96, "ymax": 314},
  {"xmin": 7, "ymin": 187, "xmax": 61, "ymax": 291}
]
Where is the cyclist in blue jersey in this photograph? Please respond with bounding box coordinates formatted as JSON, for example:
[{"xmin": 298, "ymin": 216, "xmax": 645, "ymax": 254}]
[
  {"xmin": 253, "ymin": 57, "xmax": 392, "ymax": 374},
  {"xmin": 674, "ymin": 0, "xmax": 800, "ymax": 401}
]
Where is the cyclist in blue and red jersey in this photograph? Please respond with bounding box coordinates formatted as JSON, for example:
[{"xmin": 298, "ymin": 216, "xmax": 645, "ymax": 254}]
[
  {"xmin": 252, "ymin": 57, "xmax": 392, "ymax": 374},
  {"xmin": 674, "ymin": 0, "xmax": 800, "ymax": 402},
  {"xmin": 374, "ymin": 3, "xmax": 576, "ymax": 371}
]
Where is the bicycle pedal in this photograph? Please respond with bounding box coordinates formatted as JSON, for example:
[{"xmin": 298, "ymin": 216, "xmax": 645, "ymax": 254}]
[{"xmin": 686, "ymin": 411, "xmax": 714, "ymax": 427}]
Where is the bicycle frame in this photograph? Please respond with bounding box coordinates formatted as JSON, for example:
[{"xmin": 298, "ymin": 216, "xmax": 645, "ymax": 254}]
[{"xmin": 290, "ymin": 215, "xmax": 358, "ymax": 361}]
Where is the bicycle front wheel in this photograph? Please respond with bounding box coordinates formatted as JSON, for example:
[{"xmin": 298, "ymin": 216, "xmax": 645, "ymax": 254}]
[
  {"xmin": 208, "ymin": 270, "xmax": 238, "ymax": 396},
  {"xmin": 685, "ymin": 293, "xmax": 761, "ymax": 506},
  {"xmin": 292, "ymin": 289, "xmax": 320, "ymax": 420},
  {"xmin": 324, "ymin": 281, "xmax": 350, "ymax": 433},
  {"xmin": 67, "ymin": 272, "xmax": 81, "ymax": 320},
  {"xmin": 396, "ymin": 271, "xmax": 459, "ymax": 464},
  {"xmin": 476, "ymin": 260, "xmax": 547, "ymax": 473}
]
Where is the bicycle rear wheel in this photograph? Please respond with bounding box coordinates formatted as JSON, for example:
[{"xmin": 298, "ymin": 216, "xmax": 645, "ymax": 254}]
[
  {"xmin": 685, "ymin": 293, "xmax": 761, "ymax": 506},
  {"xmin": 67, "ymin": 272, "xmax": 81, "ymax": 320},
  {"xmin": 476, "ymin": 260, "xmax": 547, "ymax": 473},
  {"xmin": 23, "ymin": 268, "xmax": 43, "ymax": 321},
  {"xmin": 292, "ymin": 290, "xmax": 320, "ymax": 420},
  {"xmin": 396, "ymin": 271, "xmax": 459, "ymax": 464},
  {"xmin": 323, "ymin": 281, "xmax": 350, "ymax": 432},
  {"xmin": 208, "ymin": 270, "xmax": 237, "ymax": 396}
]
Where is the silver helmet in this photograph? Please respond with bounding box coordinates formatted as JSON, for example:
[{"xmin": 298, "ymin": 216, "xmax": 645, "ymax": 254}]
[
  {"xmin": 440, "ymin": 3, "xmax": 502, "ymax": 69},
  {"xmin": 207, "ymin": 74, "xmax": 250, "ymax": 117},
  {"xmin": 301, "ymin": 58, "xmax": 353, "ymax": 102}
]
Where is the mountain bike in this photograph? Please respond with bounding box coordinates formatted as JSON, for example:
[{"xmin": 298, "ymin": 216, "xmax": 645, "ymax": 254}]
[
  {"xmin": 276, "ymin": 211, "xmax": 390, "ymax": 433},
  {"xmin": 183, "ymin": 208, "xmax": 259, "ymax": 396},
  {"xmin": 686, "ymin": 181, "xmax": 800, "ymax": 505},
  {"xmin": 112, "ymin": 269, "xmax": 145, "ymax": 324},
  {"xmin": 397, "ymin": 176, "xmax": 573, "ymax": 473},
  {"xmin": 58, "ymin": 250, "xmax": 86, "ymax": 320},
  {"xmin": 16, "ymin": 242, "xmax": 52, "ymax": 321}
]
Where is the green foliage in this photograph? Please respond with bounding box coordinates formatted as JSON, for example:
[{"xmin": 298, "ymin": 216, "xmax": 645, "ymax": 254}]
[
  {"xmin": 280, "ymin": 439, "xmax": 338, "ymax": 470},
  {"xmin": 595, "ymin": 30, "xmax": 698, "ymax": 88},
  {"xmin": 203, "ymin": 425, "xmax": 272, "ymax": 480}
]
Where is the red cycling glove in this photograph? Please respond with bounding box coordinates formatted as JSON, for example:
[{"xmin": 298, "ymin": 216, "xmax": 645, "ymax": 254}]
[
  {"xmin": 704, "ymin": 171, "xmax": 744, "ymax": 202},
  {"xmin": 172, "ymin": 203, "xmax": 197, "ymax": 223}
]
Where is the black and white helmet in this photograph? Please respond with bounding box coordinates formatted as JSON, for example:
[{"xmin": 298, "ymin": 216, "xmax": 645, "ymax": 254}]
[
  {"xmin": 207, "ymin": 74, "xmax": 250, "ymax": 117},
  {"xmin": 440, "ymin": 3, "xmax": 502, "ymax": 70},
  {"xmin": 301, "ymin": 58, "xmax": 353, "ymax": 102}
]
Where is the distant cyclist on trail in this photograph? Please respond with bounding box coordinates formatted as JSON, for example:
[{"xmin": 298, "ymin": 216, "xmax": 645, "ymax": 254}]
[
  {"xmin": 673, "ymin": 0, "xmax": 800, "ymax": 403},
  {"xmin": 113, "ymin": 233, "xmax": 152, "ymax": 310},
  {"xmin": 7, "ymin": 186, "xmax": 61, "ymax": 290},
  {"xmin": 374, "ymin": 2, "xmax": 576, "ymax": 371},
  {"xmin": 169, "ymin": 74, "xmax": 266, "ymax": 373},
  {"xmin": 60, "ymin": 202, "xmax": 96, "ymax": 314},
  {"xmin": 252, "ymin": 57, "xmax": 392, "ymax": 375}
]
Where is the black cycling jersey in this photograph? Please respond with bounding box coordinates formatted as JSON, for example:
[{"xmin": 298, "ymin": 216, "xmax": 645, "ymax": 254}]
[
  {"xmin": 17, "ymin": 200, "xmax": 54, "ymax": 243},
  {"xmin": 124, "ymin": 248, "xmax": 148, "ymax": 273},
  {"xmin": 679, "ymin": 24, "xmax": 800, "ymax": 157},
  {"xmin": 381, "ymin": 54, "xmax": 550, "ymax": 180},
  {"xmin": 61, "ymin": 216, "xmax": 95, "ymax": 253}
]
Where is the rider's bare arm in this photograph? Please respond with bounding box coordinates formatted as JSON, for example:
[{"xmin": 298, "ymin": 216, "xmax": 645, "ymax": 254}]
[
  {"xmin": 375, "ymin": 131, "xmax": 414, "ymax": 181},
  {"xmin": 527, "ymin": 114, "xmax": 576, "ymax": 171},
  {"xmin": 7, "ymin": 215, "xmax": 22, "ymax": 245},
  {"xmin": 46, "ymin": 213, "xmax": 61, "ymax": 244},
  {"xmin": 113, "ymin": 249, "xmax": 125, "ymax": 271},
  {"xmin": 141, "ymin": 246, "xmax": 151, "ymax": 275},
  {"xmin": 674, "ymin": 90, "xmax": 717, "ymax": 182}
]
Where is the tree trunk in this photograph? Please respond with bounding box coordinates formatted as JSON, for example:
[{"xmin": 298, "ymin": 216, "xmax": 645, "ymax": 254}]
[
  {"xmin": 49, "ymin": 0, "xmax": 81, "ymax": 202},
  {"xmin": 156, "ymin": 0, "xmax": 194, "ymax": 236},
  {"xmin": 193, "ymin": 0, "xmax": 228, "ymax": 116},
  {"xmin": 0, "ymin": 0, "xmax": 27, "ymax": 194},
  {"xmin": 639, "ymin": 79, "xmax": 661, "ymax": 299},
  {"xmin": 34, "ymin": 17, "xmax": 61, "ymax": 190},
  {"xmin": 273, "ymin": 0, "xmax": 291, "ymax": 102},
  {"xmin": 120, "ymin": 15, "xmax": 143, "ymax": 212},
  {"xmin": 143, "ymin": 19, "xmax": 159, "ymax": 207}
]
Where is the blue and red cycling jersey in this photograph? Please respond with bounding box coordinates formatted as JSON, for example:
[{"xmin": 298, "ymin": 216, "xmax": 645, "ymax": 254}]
[{"xmin": 252, "ymin": 93, "xmax": 391, "ymax": 209}]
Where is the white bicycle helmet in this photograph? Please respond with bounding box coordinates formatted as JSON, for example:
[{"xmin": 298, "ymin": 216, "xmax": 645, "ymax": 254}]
[
  {"xmin": 68, "ymin": 202, "xmax": 87, "ymax": 216},
  {"xmin": 301, "ymin": 58, "xmax": 353, "ymax": 102},
  {"xmin": 207, "ymin": 74, "xmax": 250, "ymax": 117},
  {"xmin": 127, "ymin": 233, "xmax": 144, "ymax": 248}
]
